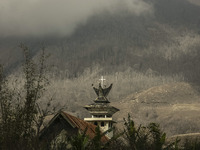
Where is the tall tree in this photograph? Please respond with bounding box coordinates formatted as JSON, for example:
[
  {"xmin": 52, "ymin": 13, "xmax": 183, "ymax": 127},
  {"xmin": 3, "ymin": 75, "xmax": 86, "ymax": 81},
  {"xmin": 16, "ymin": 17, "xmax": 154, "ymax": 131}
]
[{"xmin": 0, "ymin": 44, "xmax": 50, "ymax": 150}]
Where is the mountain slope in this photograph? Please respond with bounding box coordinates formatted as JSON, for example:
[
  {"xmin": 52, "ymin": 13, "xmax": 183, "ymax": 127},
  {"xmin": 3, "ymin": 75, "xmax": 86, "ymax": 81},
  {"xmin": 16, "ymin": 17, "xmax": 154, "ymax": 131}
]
[
  {"xmin": 113, "ymin": 82, "xmax": 200, "ymax": 136},
  {"xmin": 1, "ymin": 0, "xmax": 200, "ymax": 82}
]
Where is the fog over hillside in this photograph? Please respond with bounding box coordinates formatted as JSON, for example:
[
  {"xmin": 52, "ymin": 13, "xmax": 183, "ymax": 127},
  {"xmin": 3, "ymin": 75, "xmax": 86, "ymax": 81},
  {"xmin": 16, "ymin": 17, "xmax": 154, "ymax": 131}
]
[
  {"xmin": 0, "ymin": 0, "xmax": 152, "ymax": 37},
  {"xmin": 1, "ymin": 0, "xmax": 200, "ymax": 135}
]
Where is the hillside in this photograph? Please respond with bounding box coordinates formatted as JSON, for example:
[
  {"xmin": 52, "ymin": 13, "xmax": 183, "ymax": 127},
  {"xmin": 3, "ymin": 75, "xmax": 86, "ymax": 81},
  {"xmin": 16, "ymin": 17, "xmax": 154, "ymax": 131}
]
[
  {"xmin": 0, "ymin": 0, "xmax": 200, "ymax": 83},
  {"xmin": 113, "ymin": 82, "xmax": 200, "ymax": 136},
  {"xmin": 1, "ymin": 0, "xmax": 200, "ymax": 137},
  {"xmin": 168, "ymin": 133, "xmax": 200, "ymax": 147}
]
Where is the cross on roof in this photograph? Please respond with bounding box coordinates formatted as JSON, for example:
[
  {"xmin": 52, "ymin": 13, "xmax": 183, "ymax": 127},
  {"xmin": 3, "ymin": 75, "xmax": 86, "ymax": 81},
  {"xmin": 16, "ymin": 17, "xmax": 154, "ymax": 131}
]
[{"xmin": 99, "ymin": 76, "xmax": 106, "ymax": 86}]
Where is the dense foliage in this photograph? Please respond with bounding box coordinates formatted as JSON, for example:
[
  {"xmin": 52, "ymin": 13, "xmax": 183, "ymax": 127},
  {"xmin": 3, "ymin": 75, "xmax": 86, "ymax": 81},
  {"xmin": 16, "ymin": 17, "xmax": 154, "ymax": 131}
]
[{"xmin": 0, "ymin": 45, "xmax": 53, "ymax": 150}]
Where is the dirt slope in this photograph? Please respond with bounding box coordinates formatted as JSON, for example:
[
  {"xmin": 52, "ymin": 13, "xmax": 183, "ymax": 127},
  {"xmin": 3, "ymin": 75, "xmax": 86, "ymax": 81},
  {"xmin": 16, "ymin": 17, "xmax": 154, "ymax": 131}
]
[{"xmin": 113, "ymin": 82, "xmax": 200, "ymax": 136}]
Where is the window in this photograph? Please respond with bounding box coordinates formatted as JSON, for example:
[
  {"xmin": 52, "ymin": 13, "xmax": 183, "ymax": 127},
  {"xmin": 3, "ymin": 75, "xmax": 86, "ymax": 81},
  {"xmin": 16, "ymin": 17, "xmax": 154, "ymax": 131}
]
[
  {"xmin": 94, "ymin": 122, "xmax": 98, "ymax": 126},
  {"xmin": 109, "ymin": 122, "xmax": 113, "ymax": 128},
  {"xmin": 101, "ymin": 122, "xmax": 104, "ymax": 127}
]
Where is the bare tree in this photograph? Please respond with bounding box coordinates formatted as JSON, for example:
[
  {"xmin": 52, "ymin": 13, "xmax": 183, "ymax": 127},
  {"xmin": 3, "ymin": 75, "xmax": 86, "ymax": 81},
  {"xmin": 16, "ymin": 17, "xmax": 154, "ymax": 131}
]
[{"xmin": 0, "ymin": 44, "xmax": 54, "ymax": 150}]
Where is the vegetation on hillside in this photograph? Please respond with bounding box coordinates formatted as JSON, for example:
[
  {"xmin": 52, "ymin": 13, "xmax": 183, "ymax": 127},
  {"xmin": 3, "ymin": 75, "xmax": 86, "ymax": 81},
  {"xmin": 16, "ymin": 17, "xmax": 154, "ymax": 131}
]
[
  {"xmin": 0, "ymin": 47, "xmax": 200, "ymax": 150},
  {"xmin": 0, "ymin": 0, "xmax": 200, "ymax": 149},
  {"xmin": 1, "ymin": 1, "xmax": 200, "ymax": 125},
  {"xmin": 1, "ymin": 0, "xmax": 200, "ymax": 82}
]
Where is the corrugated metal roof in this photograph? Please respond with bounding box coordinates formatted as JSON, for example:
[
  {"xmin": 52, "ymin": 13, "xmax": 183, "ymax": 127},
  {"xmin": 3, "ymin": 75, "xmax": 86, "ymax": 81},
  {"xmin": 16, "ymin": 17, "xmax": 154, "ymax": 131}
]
[{"xmin": 61, "ymin": 111, "xmax": 109, "ymax": 143}]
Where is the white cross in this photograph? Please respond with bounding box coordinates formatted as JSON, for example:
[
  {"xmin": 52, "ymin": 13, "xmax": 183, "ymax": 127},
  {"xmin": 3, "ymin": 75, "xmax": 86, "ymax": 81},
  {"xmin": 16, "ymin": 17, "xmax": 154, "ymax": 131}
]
[{"xmin": 99, "ymin": 76, "xmax": 106, "ymax": 86}]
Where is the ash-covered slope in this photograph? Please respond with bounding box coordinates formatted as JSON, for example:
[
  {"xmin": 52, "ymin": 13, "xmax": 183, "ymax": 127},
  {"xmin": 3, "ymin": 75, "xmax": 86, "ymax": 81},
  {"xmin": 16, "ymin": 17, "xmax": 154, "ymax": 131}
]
[
  {"xmin": 113, "ymin": 82, "xmax": 200, "ymax": 136},
  {"xmin": 1, "ymin": 0, "xmax": 200, "ymax": 82}
]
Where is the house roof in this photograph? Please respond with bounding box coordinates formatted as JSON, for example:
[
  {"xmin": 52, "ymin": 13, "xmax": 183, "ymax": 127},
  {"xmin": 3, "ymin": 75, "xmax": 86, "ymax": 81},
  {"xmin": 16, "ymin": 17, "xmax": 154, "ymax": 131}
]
[{"xmin": 40, "ymin": 111, "xmax": 109, "ymax": 143}]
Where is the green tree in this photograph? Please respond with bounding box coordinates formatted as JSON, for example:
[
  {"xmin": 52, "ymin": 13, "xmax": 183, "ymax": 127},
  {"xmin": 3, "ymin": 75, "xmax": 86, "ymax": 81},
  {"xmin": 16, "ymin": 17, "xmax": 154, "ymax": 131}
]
[
  {"xmin": 88, "ymin": 126, "xmax": 104, "ymax": 150},
  {"xmin": 148, "ymin": 123, "xmax": 179, "ymax": 150},
  {"xmin": 123, "ymin": 114, "xmax": 179, "ymax": 150},
  {"xmin": 183, "ymin": 138, "xmax": 200, "ymax": 150},
  {"xmin": 69, "ymin": 127, "xmax": 89, "ymax": 150},
  {"xmin": 123, "ymin": 114, "xmax": 149, "ymax": 150}
]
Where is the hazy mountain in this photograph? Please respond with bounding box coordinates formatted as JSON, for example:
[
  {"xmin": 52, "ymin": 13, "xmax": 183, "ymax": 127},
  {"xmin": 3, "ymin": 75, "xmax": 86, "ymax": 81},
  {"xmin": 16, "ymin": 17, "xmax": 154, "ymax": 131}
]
[
  {"xmin": 188, "ymin": 0, "xmax": 200, "ymax": 6},
  {"xmin": 1, "ymin": 0, "xmax": 200, "ymax": 135},
  {"xmin": 1, "ymin": 0, "xmax": 200, "ymax": 81}
]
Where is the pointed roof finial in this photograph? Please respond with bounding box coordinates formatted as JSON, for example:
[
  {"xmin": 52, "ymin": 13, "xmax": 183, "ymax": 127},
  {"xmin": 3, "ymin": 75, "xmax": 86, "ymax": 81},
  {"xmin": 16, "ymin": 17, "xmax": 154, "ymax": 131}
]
[{"xmin": 93, "ymin": 82, "xmax": 113, "ymax": 103}]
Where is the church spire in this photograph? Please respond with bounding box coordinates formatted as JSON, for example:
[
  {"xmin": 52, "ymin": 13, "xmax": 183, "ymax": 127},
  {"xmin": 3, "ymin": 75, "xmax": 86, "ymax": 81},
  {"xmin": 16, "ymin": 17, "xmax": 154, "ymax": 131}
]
[
  {"xmin": 84, "ymin": 77, "xmax": 119, "ymax": 139},
  {"xmin": 93, "ymin": 83, "xmax": 112, "ymax": 103}
]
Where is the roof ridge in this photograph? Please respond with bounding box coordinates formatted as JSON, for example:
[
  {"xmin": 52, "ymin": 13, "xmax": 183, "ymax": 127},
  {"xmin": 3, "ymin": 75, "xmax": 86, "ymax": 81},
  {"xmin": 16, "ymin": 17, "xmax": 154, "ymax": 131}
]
[{"xmin": 61, "ymin": 111, "xmax": 109, "ymax": 142}]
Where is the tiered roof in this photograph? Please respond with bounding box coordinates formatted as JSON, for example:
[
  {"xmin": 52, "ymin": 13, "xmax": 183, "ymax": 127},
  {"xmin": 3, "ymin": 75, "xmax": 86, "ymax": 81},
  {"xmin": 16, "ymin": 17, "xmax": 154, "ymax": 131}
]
[{"xmin": 84, "ymin": 83, "xmax": 119, "ymax": 115}]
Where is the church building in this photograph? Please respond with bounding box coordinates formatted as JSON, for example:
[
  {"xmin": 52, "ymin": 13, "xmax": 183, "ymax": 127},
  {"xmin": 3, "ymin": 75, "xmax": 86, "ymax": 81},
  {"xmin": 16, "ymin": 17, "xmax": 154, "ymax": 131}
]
[
  {"xmin": 39, "ymin": 77, "xmax": 119, "ymax": 147},
  {"xmin": 84, "ymin": 77, "xmax": 119, "ymax": 139}
]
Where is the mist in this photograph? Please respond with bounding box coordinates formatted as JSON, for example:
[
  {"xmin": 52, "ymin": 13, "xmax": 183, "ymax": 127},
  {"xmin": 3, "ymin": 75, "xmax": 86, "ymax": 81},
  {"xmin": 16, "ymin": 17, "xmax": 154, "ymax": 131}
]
[{"xmin": 0, "ymin": 0, "xmax": 152, "ymax": 38}]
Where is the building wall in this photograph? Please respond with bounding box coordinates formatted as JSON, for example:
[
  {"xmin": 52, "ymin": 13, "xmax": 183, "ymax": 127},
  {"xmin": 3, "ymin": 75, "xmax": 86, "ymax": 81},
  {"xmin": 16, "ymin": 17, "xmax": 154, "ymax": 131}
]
[
  {"xmin": 39, "ymin": 115, "xmax": 78, "ymax": 148},
  {"xmin": 89, "ymin": 121, "xmax": 113, "ymax": 139}
]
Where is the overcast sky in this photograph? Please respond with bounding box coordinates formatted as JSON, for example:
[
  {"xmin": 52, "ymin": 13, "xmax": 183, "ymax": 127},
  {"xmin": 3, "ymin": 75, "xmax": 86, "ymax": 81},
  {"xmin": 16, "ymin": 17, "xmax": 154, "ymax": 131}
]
[{"xmin": 0, "ymin": 0, "xmax": 152, "ymax": 38}]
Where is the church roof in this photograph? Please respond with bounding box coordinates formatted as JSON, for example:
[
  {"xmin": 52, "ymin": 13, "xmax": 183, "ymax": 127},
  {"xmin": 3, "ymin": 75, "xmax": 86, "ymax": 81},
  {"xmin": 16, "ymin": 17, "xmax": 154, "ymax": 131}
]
[
  {"xmin": 93, "ymin": 83, "xmax": 113, "ymax": 103},
  {"xmin": 84, "ymin": 82, "xmax": 119, "ymax": 116},
  {"xmin": 40, "ymin": 111, "xmax": 109, "ymax": 143},
  {"xmin": 84, "ymin": 103, "xmax": 119, "ymax": 113}
]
